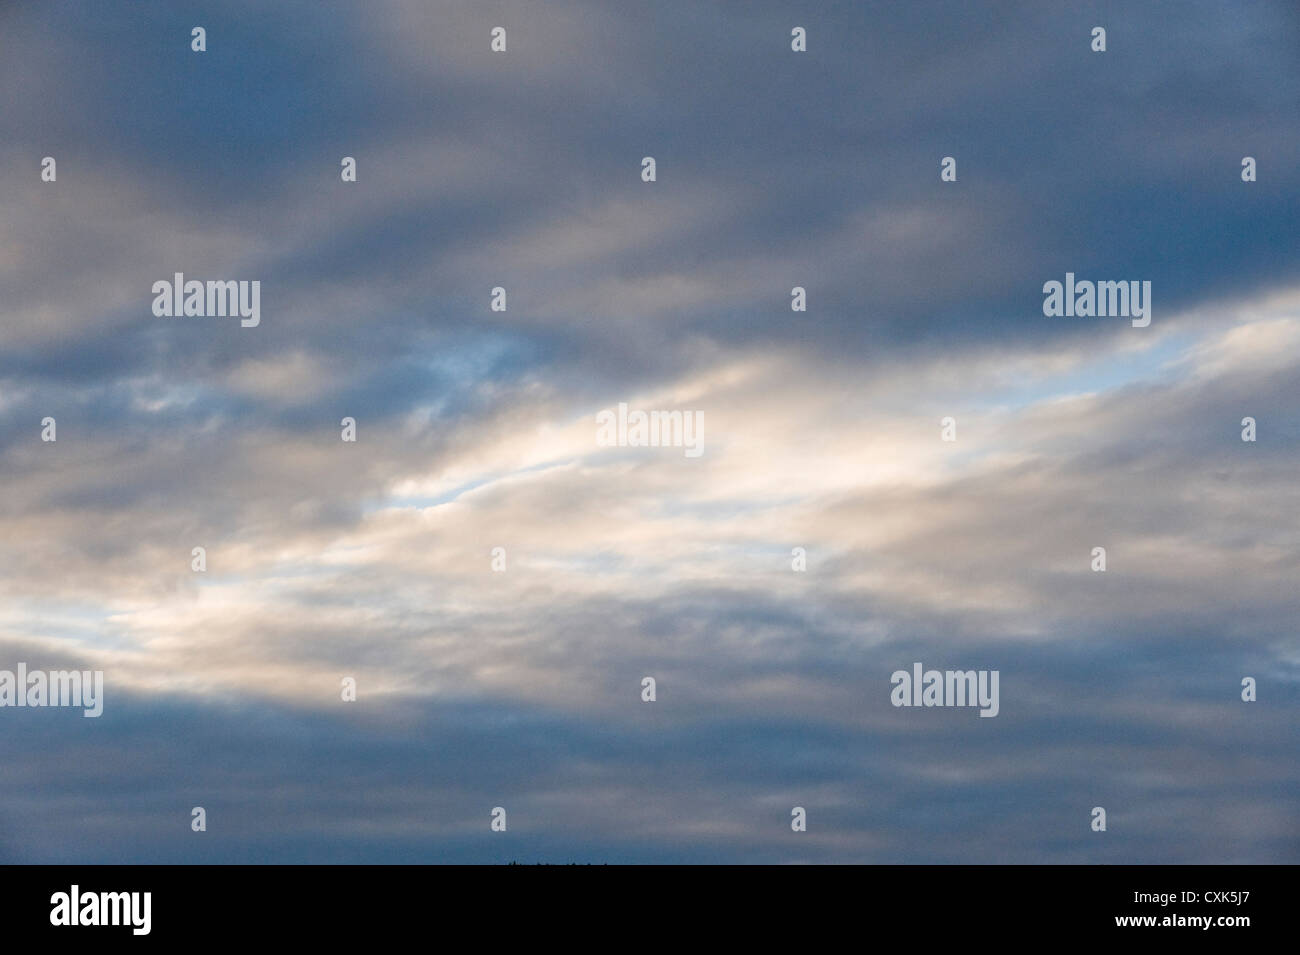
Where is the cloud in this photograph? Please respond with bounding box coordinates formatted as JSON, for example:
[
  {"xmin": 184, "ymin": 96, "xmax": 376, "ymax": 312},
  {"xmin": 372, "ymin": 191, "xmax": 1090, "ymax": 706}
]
[{"xmin": 0, "ymin": 0, "xmax": 1296, "ymax": 862}]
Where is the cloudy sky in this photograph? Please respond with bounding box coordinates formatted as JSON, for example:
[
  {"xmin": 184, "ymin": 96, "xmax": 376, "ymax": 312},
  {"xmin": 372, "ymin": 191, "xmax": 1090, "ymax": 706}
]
[{"xmin": 1, "ymin": 0, "xmax": 1297, "ymax": 863}]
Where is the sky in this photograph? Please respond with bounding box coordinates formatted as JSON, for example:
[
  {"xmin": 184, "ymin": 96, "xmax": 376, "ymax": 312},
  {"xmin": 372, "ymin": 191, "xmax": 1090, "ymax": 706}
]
[{"xmin": 0, "ymin": 0, "xmax": 1297, "ymax": 863}]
